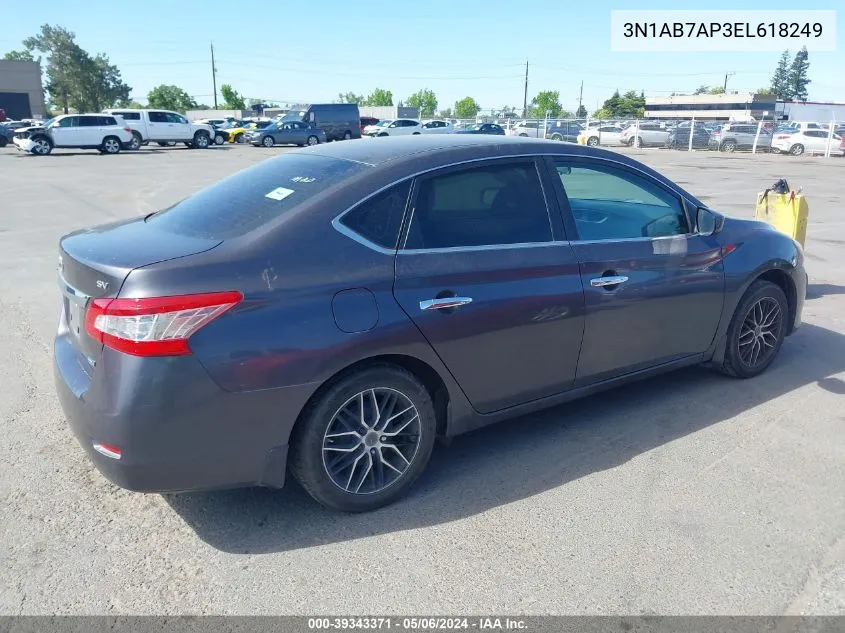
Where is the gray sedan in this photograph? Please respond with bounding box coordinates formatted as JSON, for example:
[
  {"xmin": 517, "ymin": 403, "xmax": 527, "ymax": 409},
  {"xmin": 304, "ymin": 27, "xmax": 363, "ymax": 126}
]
[{"xmin": 248, "ymin": 121, "xmax": 326, "ymax": 147}]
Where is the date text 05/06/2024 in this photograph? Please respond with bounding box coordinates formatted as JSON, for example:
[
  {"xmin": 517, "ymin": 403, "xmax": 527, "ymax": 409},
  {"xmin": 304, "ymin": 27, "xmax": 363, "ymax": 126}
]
[{"xmin": 307, "ymin": 617, "xmax": 528, "ymax": 630}]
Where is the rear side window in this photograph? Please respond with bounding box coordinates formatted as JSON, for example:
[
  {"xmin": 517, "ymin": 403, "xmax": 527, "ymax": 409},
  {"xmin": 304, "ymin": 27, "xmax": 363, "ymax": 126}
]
[
  {"xmin": 115, "ymin": 111, "xmax": 141, "ymax": 120},
  {"xmin": 146, "ymin": 154, "xmax": 367, "ymax": 239},
  {"xmin": 148, "ymin": 111, "xmax": 168, "ymax": 123},
  {"xmin": 339, "ymin": 181, "xmax": 411, "ymax": 250}
]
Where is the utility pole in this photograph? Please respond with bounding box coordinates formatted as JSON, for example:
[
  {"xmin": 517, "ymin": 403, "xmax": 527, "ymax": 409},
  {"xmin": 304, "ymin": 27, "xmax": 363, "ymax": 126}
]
[
  {"xmin": 724, "ymin": 71, "xmax": 735, "ymax": 92},
  {"xmin": 210, "ymin": 42, "xmax": 218, "ymax": 109},
  {"xmin": 578, "ymin": 80, "xmax": 584, "ymax": 115},
  {"xmin": 523, "ymin": 60, "xmax": 529, "ymax": 118}
]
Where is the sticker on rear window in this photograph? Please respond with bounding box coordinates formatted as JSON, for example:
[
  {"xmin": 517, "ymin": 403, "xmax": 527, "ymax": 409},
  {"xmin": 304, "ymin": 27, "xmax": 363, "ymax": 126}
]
[{"xmin": 265, "ymin": 187, "xmax": 294, "ymax": 201}]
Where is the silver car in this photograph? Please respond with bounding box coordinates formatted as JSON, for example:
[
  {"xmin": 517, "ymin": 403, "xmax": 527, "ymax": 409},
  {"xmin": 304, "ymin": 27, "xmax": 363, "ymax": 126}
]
[{"xmin": 249, "ymin": 121, "xmax": 327, "ymax": 148}]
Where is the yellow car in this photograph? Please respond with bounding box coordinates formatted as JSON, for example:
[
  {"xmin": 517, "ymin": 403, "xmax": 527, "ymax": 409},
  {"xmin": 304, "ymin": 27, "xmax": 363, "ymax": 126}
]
[{"xmin": 215, "ymin": 120, "xmax": 250, "ymax": 144}]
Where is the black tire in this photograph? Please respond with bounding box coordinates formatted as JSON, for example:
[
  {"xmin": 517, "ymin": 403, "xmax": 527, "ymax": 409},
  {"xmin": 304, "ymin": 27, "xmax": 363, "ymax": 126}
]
[
  {"xmin": 30, "ymin": 135, "xmax": 52, "ymax": 155},
  {"xmin": 551, "ymin": 134, "xmax": 563, "ymax": 141},
  {"xmin": 214, "ymin": 133, "xmax": 225, "ymax": 146},
  {"xmin": 127, "ymin": 132, "xmax": 142, "ymax": 151},
  {"xmin": 714, "ymin": 280, "xmax": 788, "ymax": 379},
  {"xmin": 343, "ymin": 131, "xmax": 352, "ymax": 140},
  {"xmin": 191, "ymin": 132, "xmax": 210, "ymax": 149},
  {"xmin": 233, "ymin": 132, "xmax": 244, "ymax": 144},
  {"xmin": 157, "ymin": 141, "xmax": 174, "ymax": 147},
  {"xmin": 262, "ymin": 135, "xmax": 274, "ymax": 147},
  {"xmin": 518, "ymin": 133, "xmax": 528, "ymax": 137},
  {"xmin": 101, "ymin": 136, "xmax": 122, "ymax": 154},
  {"xmin": 289, "ymin": 365, "xmax": 437, "ymax": 512},
  {"xmin": 306, "ymin": 135, "xmax": 319, "ymax": 146},
  {"xmin": 789, "ymin": 143, "xmax": 804, "ymax": 156},
  {"xmin": 0, "ymin": 137, "xmax": 6, "ymax": 148},
  {"xmin": 720, "ymin": 140, "xmax": 737, "ymax": 153},
  {"xmin": 377, "ymin": 132, "xmax": 388, "ymax": 137}
]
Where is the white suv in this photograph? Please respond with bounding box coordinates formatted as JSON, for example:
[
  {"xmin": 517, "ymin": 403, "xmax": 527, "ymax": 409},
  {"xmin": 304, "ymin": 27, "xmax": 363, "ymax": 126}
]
[
  {"xmin": 368, "ymin": 119, "xmax": 422, "ymax": 136},
  {"xmin": 102, "ymin": 109, "xmax": 214, "ymax": 150},
  {"xmin": 12, "ymin": 114, "xmax": 133, "ymax": 155}
]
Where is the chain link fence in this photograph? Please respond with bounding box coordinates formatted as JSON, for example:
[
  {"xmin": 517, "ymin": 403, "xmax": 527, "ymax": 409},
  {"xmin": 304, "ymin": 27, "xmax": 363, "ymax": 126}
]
[{"xmin": 443, "ymin": 115, "xmax": 844, "ymax": 158}]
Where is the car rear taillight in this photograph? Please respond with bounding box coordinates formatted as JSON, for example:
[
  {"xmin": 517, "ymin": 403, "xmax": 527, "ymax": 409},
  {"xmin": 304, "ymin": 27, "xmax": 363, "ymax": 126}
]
[{"xmin": 85, "ymin": 291, "xmax": 242, "ymax": 357}]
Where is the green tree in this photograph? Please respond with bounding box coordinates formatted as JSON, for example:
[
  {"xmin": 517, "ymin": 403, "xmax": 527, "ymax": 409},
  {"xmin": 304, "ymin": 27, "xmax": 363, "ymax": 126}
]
[
  {"xmin": 407, "ymin": 88, "xmax": 437, "ymax": 117},
  {"xmin": 528, "ymin": 90, "xmax": 562, "ymax": 118},
  {"xmin": 454, "ymin": 96, "xmax": 481, "ymax": 119},
  {"xmin": 575, "ymin": 104, "xmax": 588, "ymax": 118},
  {"xmin": 708, "ymin": 86, "xmax": 725, "ymax": 95},
  {"xmin": 147, "ymin": 84, "xmax": 198, "ymax": 112},
  {"xmin": 438, "ymin": 107, "xmax": 453, "ymax": 118},
  {"xmin": 337, "ymin": 91, "xmax": 364, "ymax": 104},
  {"xmin": 788, "ymin": 46, "xmax": 810, "ymax": 102},
  {"xmin": 220, "ymin": 84, "xmax": 245, "ymax": 110},
  {"xmin": 770, "ymin": 50, "xmax": 791, "ymax": 100},
  {"xmin": 693, "ymin": 85, "xmax": 710, "ymax": 95},
  {"xmin": 3, "ymin": 49, "xmax": 35, "ymax": 61},
  {"xmin": 596, "ymin": 90, "xmax": 645, "ymax": 119},
  {"xmin": 364, "ymin": 88, "xmax": 393, "ymax": 106},
  {"xmin": 22, "ymin": 24, "xmax": 130, "ymax": 113}
]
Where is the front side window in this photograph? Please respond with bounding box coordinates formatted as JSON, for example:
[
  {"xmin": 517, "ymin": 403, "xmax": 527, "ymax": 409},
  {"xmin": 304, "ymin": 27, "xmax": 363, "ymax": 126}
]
[
  {"xmin": 166, "ymin": 113, "xmax": 187, "ymax": 124},
  {"xmin": 554, "ymin": 161, "xmax": 689, "ymax": 241},
  {"xmin": 57, "ymin": 117, "xmax": 78, "ymax": 127},
  {"xmin": 340, "ymin": 181, "xmax": 412, "ymax": 250},
  {"xmin": 404, "ymin": 161, "xmax": 552, "ymax": 250}
]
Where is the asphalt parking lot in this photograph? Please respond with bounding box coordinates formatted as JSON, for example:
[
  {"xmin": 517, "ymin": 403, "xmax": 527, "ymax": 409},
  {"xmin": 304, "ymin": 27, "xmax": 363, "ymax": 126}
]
[{"xmin": 1, "ymin": 142, "xmax": 844, "ymax": 615}]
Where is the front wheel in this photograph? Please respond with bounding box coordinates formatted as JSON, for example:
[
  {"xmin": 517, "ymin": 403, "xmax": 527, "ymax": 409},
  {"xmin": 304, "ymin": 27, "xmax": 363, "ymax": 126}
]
[
  {"xmin": 233, "ymin": 132, "xmax": 244, "ymax": 144},
  {"xmin": 343, "ymin": 131, "xmax": 352, "ymax": 140},
  {"xmin": 262, "ymin": 135, "xmax": 275, "ymax": 147},
  {"xmin": 586, "ymin": 136, "xmax": 599, "ymax": 147},
  {"xmin": 214, "ymin": 133, "xmax": 226, "ymax": 145},
  {"xmin": 714, "ymin": 280, "xmax": 788, "ymax": 379},
  {"xmin": 31, "ymin": 136, "xmax": 52, "ymax": 155},
  {"xmin": 191, "ymin": 132, "xmax": 210, "ymax": 149},
  {"xmin": 720, "ymin": 140, "xmax": 737, "ymax": 153},
  {"xmin": 550, "ymin": 134, "xmax": 563, "ymax": 141},
  {"xmin": 306, "ymin": 135, "xmax": 319, "ymax": 146},
  {"xmin": 289, "ymin": 365, "xmax": 437, "ymax": 512}
]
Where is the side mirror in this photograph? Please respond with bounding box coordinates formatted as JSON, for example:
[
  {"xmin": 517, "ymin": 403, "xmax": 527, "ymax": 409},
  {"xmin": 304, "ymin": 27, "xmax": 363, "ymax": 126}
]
[{"xmin": 696, "ymin": 207, "xmax": 722, "ymax": 236}]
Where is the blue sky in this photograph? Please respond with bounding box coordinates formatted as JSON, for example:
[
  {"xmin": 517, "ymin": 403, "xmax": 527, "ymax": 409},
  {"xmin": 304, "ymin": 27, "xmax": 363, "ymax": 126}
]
[{"xmin": 1, "ymin": 0, "xmax": 842, "ymax": 113}]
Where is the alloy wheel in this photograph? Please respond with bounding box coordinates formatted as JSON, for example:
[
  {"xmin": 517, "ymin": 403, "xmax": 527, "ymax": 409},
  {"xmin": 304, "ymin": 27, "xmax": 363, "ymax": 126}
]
[
  {"xmin": 322, "ymin": 388, "xmax": 422, "ymax": 495},
  {"xmin": 104, "ymin": 139, "xmax": 120, "ymax": 154},
  {"xmin": 738, "ymin": 297, "xmax": 782, "ymax": 369},
  {"xmin": 34, "ymin": 139, "xmax": 50, "ymax": 155}
]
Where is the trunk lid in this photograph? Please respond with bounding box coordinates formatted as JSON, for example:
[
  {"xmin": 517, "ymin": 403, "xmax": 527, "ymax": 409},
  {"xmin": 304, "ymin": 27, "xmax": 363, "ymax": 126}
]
[{"xmin": 58, "ymin": 217, "xmax": 222, "ymax": 360}]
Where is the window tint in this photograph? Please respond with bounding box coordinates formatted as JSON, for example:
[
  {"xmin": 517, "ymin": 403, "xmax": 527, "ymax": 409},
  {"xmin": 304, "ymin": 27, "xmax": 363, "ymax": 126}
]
[
  {"xmin": 165, "ymin": 112, "xmax": 187, "ymax": 124},
  {"xmin": 78, "ymin": 117, "xmax": 97, "ymax": 126},
  {"xmin": 116, "ymin": 111, "xmax": 140, "ymax": 120},
  {"xmin": 404, "ymin": 161, "xmax": 552, "ymax": 250},
  {"xmin": 57, "ymin": 117, "xmax": 78, "ymax": 127},
  {"xmin": 148, "ymin": 111, "xmax": 168, "ymax": 123},
  {"xmin": 146, "ymin": 154, "xmax": 367, "ymax": 240},
  {"xmin": 340, "ymin": 181, "xmax": 411, "ymax": 249},
  {"xmin": 554, "ymin": 161, "xmax": 688, "ymax": 241}
]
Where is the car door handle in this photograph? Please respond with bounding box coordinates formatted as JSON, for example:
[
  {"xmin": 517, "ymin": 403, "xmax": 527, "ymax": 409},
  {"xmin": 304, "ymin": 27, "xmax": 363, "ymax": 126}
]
[
  {"xmin": 419, "ymin": 297, "xmax": 473, "ymax": 311},
  {"xmin": 590, "ymin": 276, "xmax": 629, "ymax": 287}
]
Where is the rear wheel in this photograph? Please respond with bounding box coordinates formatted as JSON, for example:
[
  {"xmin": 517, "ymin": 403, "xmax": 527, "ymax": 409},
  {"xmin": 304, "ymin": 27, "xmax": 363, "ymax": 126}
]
[
  {"xmin": 127, "ymin": 132, "xmax": 142, "ymax": 151},
  {"xmin": 789, "ymin": 143, "xmax": 804, "ymax": 156},
  {"xmin": 586, "ymin": 136, "xmax": 599, "ymax": 147},
  {"xmin": 714, "ymin": 280, "xmax": 788, "ymax": 379},
  {"xmin": 720, "ymin": 140, "xmax": 737, "ymax": 152},
  {"xmin": 214, "ymin": 133, "xmax": 225, "ymax": 145},
  {"xmin": 306, "ymin": 135, "xmax": 319, "ymax": 146},
  {"xmin": 289, "ymin": 365, "xmax": 437, "ymax": 512},
  {"xmin": 233, "ymin": 132, "xmax": 244, "ymax": 144},
  {"xmin": 343, "ymin": 131, "xmax": 352, "ymax": 140},
  {"xmin": 101, "ymin": 136, "xmax": 121, "ymax": 154}
]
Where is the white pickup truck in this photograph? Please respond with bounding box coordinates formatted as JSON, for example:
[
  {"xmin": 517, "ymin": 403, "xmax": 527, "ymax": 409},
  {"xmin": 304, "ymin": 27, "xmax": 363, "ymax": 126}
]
[{"xmin": 102, "ymin": 108, "xmax": 214, "ymax": 150}]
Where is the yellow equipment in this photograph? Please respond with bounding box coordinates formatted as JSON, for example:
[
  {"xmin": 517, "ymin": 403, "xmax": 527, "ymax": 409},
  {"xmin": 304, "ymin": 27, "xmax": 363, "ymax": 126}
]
[{"xmin": 754, "ymin": 185, "xmax": 809, "ymax": 249}]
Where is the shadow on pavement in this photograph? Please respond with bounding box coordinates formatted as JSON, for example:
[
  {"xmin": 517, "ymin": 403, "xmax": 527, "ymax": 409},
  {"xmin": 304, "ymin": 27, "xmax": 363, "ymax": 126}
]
[
  {"xmin": 166, "ymin": 323, "xmax": 845, "ymax": 554},
  {"xmin": 807, "ymin": 283, "xmax": 845, "ymax": 300}
]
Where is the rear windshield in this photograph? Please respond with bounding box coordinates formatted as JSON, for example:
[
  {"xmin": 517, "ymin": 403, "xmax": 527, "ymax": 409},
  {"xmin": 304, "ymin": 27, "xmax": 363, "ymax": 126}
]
[{"xmin": 145, "ymin": 154, "xmax": 367, "ymax": 239}]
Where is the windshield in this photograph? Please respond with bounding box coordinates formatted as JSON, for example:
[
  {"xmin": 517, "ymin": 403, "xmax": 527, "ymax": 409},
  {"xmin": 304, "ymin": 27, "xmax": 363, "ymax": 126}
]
[{"xmin": 280, "ymin": 110, "xmax": 307, "ymax": 122}]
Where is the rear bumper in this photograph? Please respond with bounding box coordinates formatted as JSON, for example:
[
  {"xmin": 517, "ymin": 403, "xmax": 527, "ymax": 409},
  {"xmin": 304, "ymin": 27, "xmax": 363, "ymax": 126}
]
[{"xmin": 54, "ymin": 332, "xmax": 319, "ymax": 493}]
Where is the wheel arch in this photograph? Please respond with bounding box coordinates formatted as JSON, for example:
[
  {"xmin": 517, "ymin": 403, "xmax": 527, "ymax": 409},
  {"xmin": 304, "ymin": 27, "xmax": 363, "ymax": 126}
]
[{"xmin": 755, "ymin": 268, "xmax": 798, "ymax": 336}]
